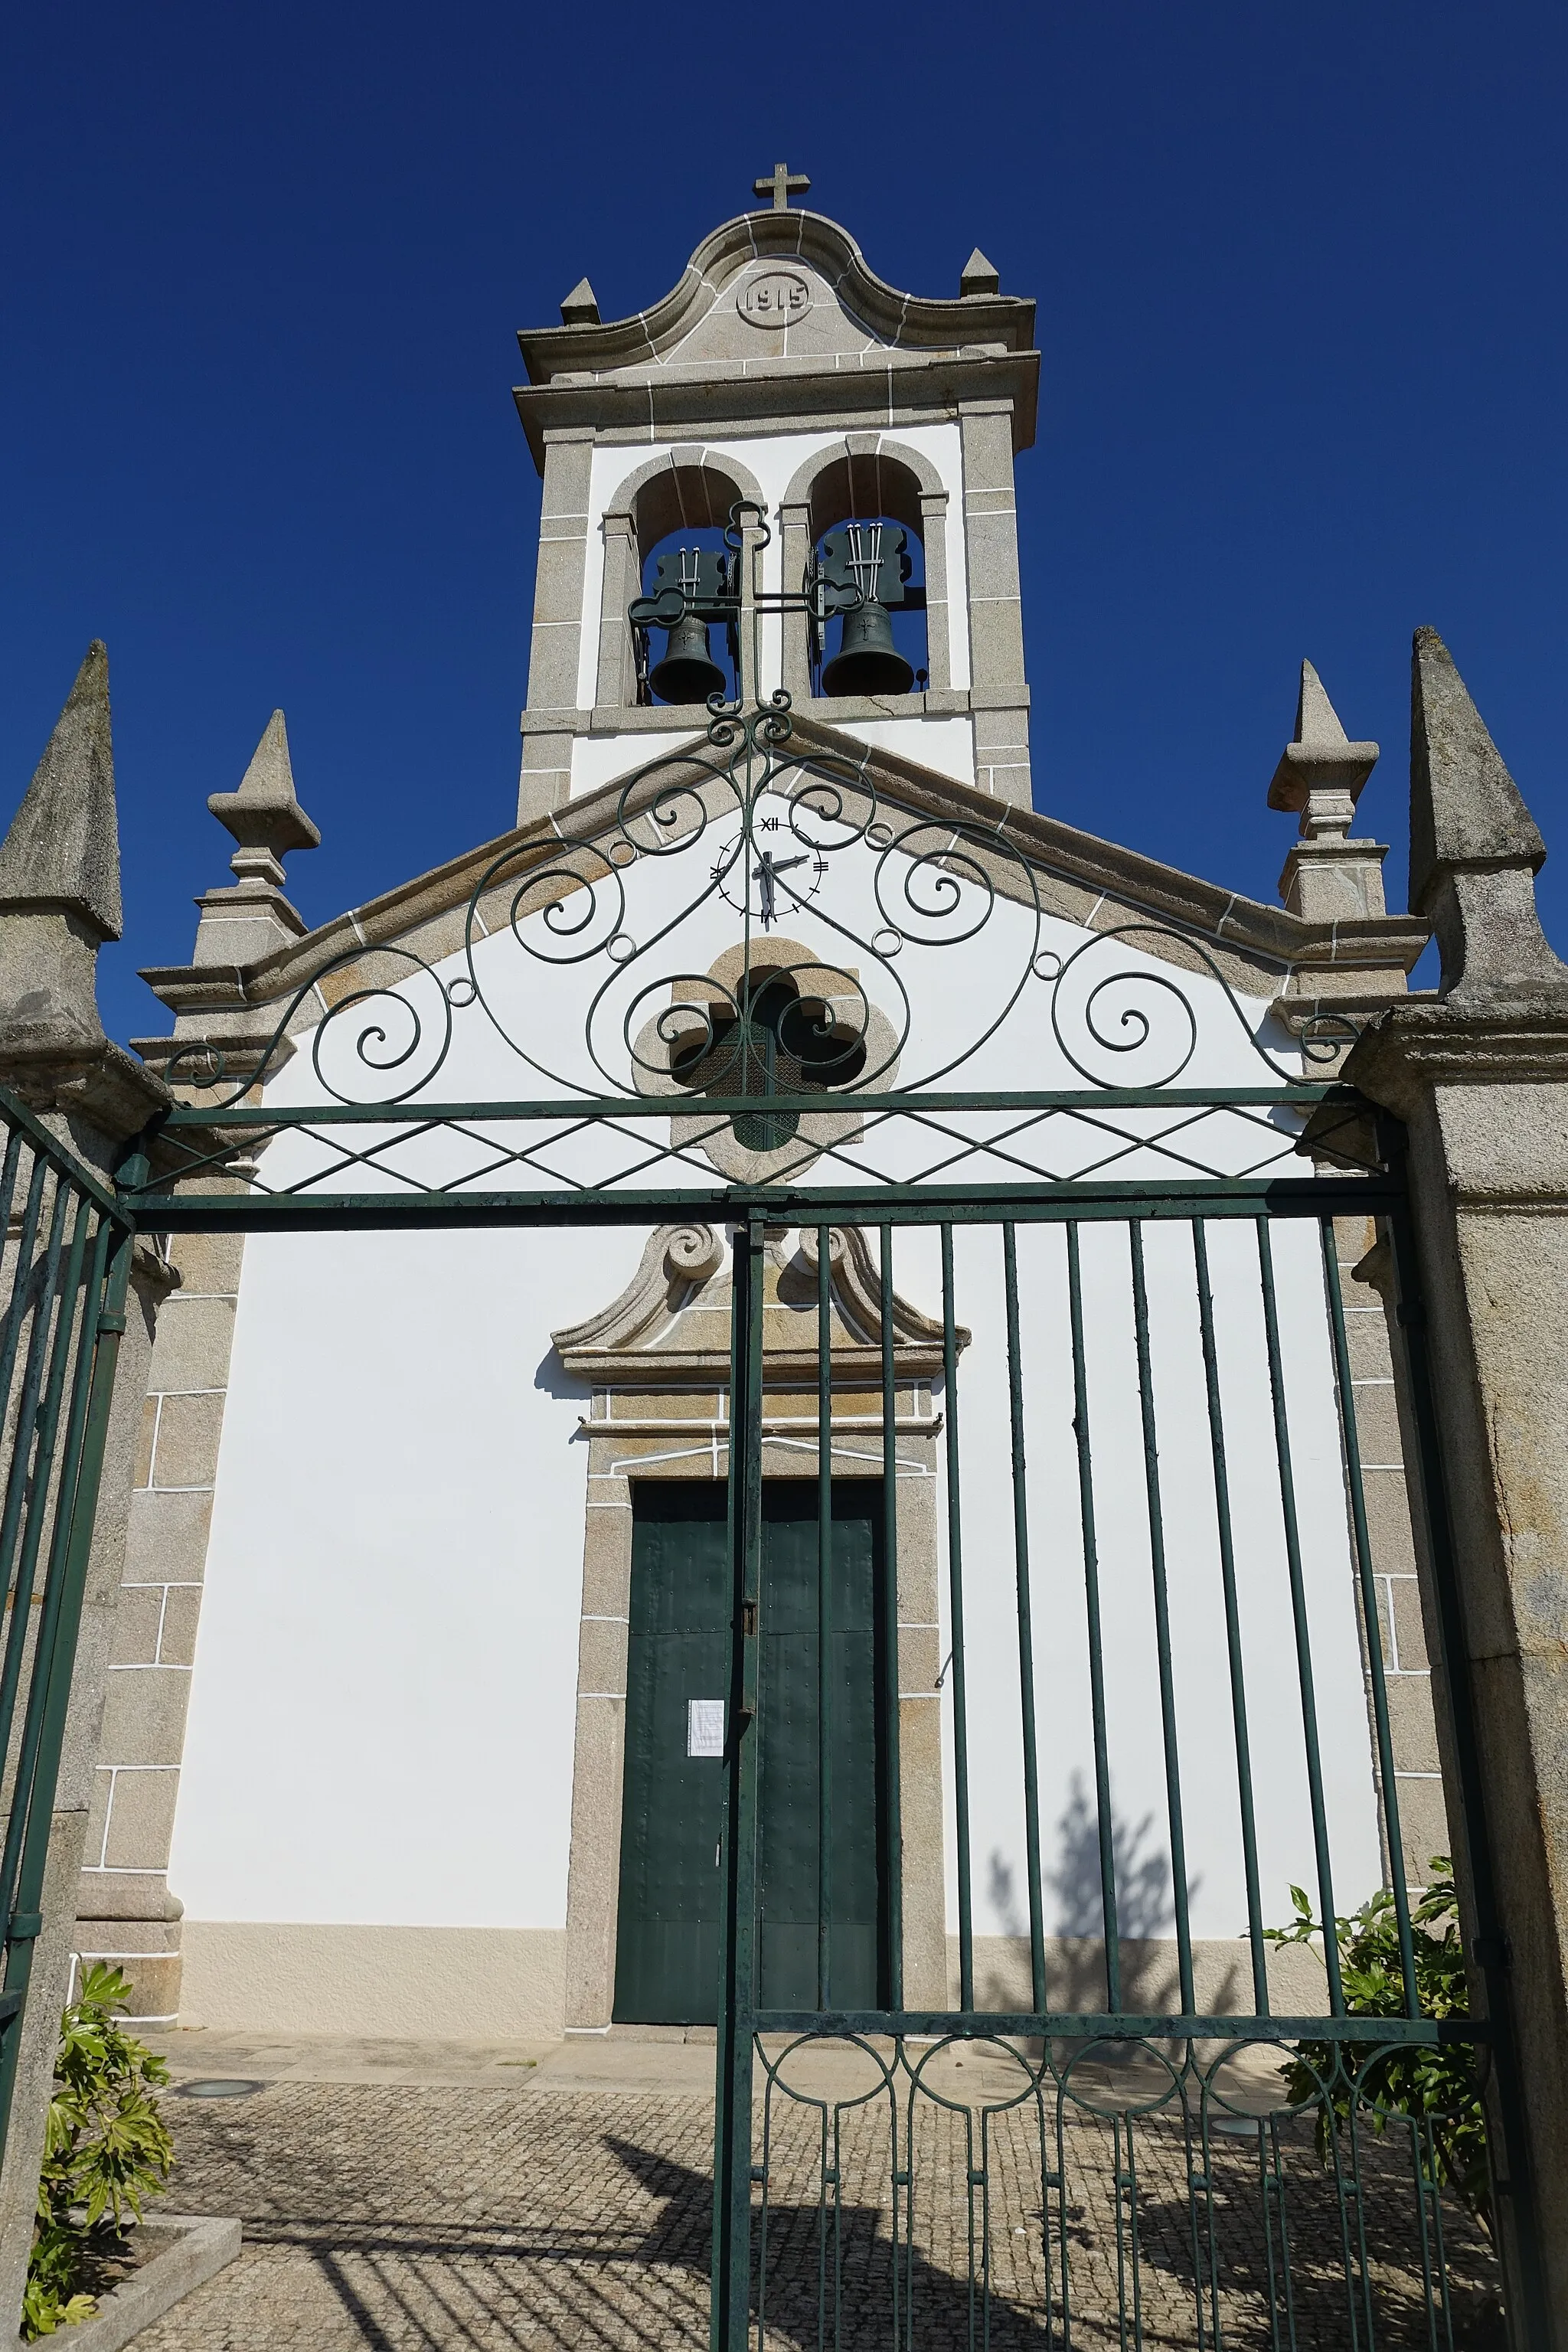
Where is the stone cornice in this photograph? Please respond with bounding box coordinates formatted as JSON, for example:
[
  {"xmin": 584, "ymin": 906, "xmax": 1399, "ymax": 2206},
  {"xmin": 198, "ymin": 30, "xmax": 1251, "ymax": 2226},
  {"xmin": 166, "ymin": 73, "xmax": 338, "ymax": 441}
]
[
  {"xmin": 517, "ymin": 683, "xmax": 1013, "ymax": 739},
  {"xmin": 1345, "ymin": 997, "xmax": 1568, "ymax": 1117},
  {"xmin": 512, "ymin": 354, "xmax": 1040, "ymax": 470},
  {"xmin": 0, "ymin": 1036, "xmax": 170, "ymax": 1143}
]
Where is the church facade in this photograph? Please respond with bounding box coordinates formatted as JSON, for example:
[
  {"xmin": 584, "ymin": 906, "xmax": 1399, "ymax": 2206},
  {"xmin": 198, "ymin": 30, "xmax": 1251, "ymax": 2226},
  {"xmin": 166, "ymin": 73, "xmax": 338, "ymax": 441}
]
[{"xmin": 80, "ymin": 187, "xmax": 1445, "ymax": 2042}]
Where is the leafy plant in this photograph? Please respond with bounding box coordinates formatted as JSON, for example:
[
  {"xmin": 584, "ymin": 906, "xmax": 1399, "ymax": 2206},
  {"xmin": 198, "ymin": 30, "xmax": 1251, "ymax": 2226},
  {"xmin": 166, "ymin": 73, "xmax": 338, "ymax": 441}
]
[
  {"xmin": 1265, "ymin": 1860, "xmax": 1491, "ymax": 2236},
  {"xmin": 22, "ymin": 1963, "xmax": 175, "ymax": 2338},
  {"xmin": 21, "ymin": 2227, "xmax": 96, "ymax": 2339}
]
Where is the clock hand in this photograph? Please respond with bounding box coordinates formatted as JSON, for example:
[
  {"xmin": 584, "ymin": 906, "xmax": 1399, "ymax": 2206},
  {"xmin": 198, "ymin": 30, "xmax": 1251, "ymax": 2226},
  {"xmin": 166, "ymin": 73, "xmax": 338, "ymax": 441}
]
[{"xmin": 751, "ymin": 851, "xmax": 779, "ymax": 929}]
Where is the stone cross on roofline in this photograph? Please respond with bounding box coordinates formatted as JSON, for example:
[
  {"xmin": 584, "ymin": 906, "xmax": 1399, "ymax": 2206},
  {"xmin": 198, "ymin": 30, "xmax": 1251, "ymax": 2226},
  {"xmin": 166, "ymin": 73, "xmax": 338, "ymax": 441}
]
[{"xmin": 753, "ymin": 162, "xmax": 810, "ymax": 211}]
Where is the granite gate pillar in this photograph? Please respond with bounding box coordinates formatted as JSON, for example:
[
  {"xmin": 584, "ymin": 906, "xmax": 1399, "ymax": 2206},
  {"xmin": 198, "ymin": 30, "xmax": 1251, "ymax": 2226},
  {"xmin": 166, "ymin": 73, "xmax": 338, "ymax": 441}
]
[{"xmin": 1348, "ymin": 629, "xmax": 1568, "ymax": 2349}]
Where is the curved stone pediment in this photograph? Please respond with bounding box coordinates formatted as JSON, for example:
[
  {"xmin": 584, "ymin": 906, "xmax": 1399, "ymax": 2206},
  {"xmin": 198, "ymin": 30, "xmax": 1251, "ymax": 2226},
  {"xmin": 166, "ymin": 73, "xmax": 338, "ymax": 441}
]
[
  {"xmin": 518, "ymin": 209, "xmax": 1037, "ymax": 387},
  {"xmin": 550, "ymin": 1221, "xmax": 966, "ymax": 1390}
]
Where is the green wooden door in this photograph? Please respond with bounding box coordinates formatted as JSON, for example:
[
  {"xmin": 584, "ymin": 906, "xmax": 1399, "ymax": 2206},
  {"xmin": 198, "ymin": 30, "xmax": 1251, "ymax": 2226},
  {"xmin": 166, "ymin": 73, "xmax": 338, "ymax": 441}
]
[{"xmin": 612, "ymin": 1479, "xmax": 886, "ymax": 2025}]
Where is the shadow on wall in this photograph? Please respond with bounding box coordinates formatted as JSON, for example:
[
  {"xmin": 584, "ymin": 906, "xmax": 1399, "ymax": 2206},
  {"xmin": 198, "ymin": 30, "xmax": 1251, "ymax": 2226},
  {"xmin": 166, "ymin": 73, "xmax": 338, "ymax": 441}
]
[
  {"xmin": 534, "ymin": 1344, "xmax": 591, "ymax": 1403},
  {"xmin": 979, "ymin": 1772, "xmax": 1241, "ymax": 2019}
]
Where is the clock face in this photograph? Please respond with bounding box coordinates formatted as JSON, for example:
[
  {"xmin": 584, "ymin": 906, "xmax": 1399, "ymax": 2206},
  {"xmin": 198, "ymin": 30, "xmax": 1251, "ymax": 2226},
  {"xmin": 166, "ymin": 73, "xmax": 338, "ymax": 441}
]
[{"xmin": 709, "ymin": 796, "xmax": 828, "ymax": 930}]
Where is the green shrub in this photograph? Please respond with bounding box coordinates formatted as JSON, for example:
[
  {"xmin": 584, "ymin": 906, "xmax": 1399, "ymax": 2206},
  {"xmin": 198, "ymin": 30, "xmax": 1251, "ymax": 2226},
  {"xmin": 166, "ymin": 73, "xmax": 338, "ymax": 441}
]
[
  {"xmin": 21, "ymin": 1963, "xmax": 175, "ymax": 2337},
  {"xmin": 1265, "ymin": 1860, "xmax": 1491, "ymax": 2235}
]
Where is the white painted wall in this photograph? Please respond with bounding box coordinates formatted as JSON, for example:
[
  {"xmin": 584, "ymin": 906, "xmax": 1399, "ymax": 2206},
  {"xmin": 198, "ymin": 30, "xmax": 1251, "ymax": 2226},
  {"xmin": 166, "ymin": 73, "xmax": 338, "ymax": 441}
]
[
  {"xmin": 570, "ymin": 729, "xmax": 698, "ymax": 802},
  {"xmin": 570, "ymin": 712, "xmax": 977, "ymax": 802},
  {"xmin": 168, "ymin": 826, "xmax": 1382, "ymax": 1965},
  {"xmin": 169, "ymin": 1220, "xmax": 648, "ymax": 1928}
]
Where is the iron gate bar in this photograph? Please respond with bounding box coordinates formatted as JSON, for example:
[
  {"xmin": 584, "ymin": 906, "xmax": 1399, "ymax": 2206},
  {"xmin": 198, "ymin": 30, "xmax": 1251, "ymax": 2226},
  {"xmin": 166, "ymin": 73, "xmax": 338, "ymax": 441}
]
[
  {"xmin": 1067, "ymin": 1221, "xmax": 1121, "ymax": 2011},
  {"xmin": 741, "ymin": 2013, "xmax": 1485, "ymax": 2043},
  {"xmin": 938, "ymin": 1226, "xmax": 974, "ymax": 2012},
  {"xmin": 815, "ymin": 1225, "xmax": 831, "ymax": 2014},
  {"xmin": 1001, "ymin": 1222, "xmax": 1047, "ymax": 2013},
  {"xmin": 1129, "ymin": 1219, "xmax": 1195, "ymax": 2015},
  {"xmin": 712, "ymin": 1215, "xmax": 766, "ymax": 2352},
  {"xmin": 1193, "ymin": 1215, "xmax": 1270, "ymax": 2014},
  {"xmin": 123, "ymin": 1178, "xmax": 1404, "ymax": 1231},
  {"xmin": 877, "ymin": 1225, "xmax": 901, "ymax": 2011},
  {"xmin": 1258, "ymin": 1215, "xmax": 1346, "ymax": 2013},
  {"xmin": 142, "ymin": 1084, "xmax": 1361, "ymax": 1123}
]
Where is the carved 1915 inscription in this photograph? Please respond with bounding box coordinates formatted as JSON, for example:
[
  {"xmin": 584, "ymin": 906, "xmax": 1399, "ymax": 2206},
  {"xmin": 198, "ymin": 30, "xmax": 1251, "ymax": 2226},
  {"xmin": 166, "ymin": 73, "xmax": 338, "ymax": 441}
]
[{"xmin": 737, "ymin": 268, "xmax": 811, "ymax": 328}]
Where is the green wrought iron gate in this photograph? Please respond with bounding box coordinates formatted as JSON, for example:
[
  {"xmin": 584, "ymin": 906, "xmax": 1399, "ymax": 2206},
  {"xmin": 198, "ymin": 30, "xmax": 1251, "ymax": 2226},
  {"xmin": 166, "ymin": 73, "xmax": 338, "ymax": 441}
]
[
  {"xmin": 0, "ymin": 665, "xmax": 1540, "ymax": 2344},
  {"xmin": 707, "ymin": 1191, "xmax": 1522, "ymax": 2352},
  {"xmin": 0, "ymin": 1093, "xmax": 136, "ymax": 2158}
]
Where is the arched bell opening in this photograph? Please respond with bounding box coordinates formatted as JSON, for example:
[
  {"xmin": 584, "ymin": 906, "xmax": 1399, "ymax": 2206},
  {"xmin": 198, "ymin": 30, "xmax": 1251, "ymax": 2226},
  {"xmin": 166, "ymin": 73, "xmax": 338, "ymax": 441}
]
[
  {"xmin": 631, "ymin": 466, "xmax": 744, "ymax": 707},
  {"xmin": 807, "ymin": 452, "xmax": 929, "ymax": 699}
]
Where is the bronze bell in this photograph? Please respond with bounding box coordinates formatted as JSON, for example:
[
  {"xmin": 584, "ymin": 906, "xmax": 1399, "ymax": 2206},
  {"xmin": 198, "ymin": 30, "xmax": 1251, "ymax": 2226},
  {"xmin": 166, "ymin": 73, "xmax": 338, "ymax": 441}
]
[
  {"xmin": 649, "ymin": 613, "xmax": 727, "ymax": 704},
  {"xmin": 820, "ymin": 599, "xmax": 914, "ymax": 697}
]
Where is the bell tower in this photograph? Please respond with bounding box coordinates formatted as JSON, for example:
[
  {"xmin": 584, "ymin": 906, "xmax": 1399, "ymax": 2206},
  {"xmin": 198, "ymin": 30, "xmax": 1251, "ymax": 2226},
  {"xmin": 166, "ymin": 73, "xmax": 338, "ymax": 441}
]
[{"xmin": 512, "ymin": 172, "xmax": 1040, "ymax": 821}]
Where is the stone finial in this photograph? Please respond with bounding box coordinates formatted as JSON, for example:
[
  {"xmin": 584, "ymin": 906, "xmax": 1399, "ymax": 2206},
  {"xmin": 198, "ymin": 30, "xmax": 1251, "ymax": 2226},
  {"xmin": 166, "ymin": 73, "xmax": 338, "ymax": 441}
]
[
  {"xmin": 1267, "ymin": 660, "xmax": 1387, "ymax": 922},
  {"xmin": 959, "ymin": 247, "xmax": 1001, "ymax": 298},
  {"xmin": 1410, "ymin": 627, "xmax": 1544, "ymax": 899},
  {"xmin": 0, "ymin": 641, "xmax": 122, "ymax": 1051},
  {"xmin": 1268, "ymin": 660, "xmax": 1379, "ymax": 840},
  {"xmin": 559, "ymin": 277, "xmax": 600, "ymax": 326},
  {"xmin": 0, "ymin": 641, "xmax": 122, "ymax": 939},
  {"xmin": 206, "ymin": 710, "xmax": 320, "ymax": 892},
  {"xmin": 1407, "ymin": 627, "xmax": 1566, "ymax": 1002}
]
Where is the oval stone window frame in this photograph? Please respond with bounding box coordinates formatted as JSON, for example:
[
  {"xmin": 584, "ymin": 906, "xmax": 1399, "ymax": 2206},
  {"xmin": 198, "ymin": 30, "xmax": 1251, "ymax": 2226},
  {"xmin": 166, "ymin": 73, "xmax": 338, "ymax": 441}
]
[{"xmin": 737, "ymin": 268, "xmax": 812, "ymax": 330}]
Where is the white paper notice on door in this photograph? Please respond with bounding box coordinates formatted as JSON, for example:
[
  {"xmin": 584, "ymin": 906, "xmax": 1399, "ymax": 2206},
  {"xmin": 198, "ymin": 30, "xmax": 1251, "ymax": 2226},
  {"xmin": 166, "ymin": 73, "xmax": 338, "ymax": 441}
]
[{"xmin": 687, "ymin": 1699, "xmax": 725, "ymax": 1758}]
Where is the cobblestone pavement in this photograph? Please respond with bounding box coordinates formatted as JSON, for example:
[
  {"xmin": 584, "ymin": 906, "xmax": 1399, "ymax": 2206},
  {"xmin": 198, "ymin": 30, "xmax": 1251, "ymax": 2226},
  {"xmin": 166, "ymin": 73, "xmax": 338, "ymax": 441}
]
[{"xmin": 136, "ymin": 2056, "xmax": 1502, "ymax": 2350}]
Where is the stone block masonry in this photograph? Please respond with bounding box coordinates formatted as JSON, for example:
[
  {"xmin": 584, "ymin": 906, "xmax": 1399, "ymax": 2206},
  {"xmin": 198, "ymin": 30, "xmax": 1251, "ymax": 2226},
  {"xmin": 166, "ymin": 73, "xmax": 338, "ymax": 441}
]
[
  {"xmin": 1334, "ymin": 1211, "xmax": 1452, "ymax": 1893},
  {"xmin": 74, "ymin": 1228, "xmax": 245, "ymax": 2024}
]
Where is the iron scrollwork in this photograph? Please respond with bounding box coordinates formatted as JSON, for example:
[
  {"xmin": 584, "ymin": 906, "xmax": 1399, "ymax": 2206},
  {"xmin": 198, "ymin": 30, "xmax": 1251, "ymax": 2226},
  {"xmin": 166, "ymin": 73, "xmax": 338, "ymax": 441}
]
[{"xmin": 152, "ymin": 679, "xmax": 1367, "ymax": 1195}]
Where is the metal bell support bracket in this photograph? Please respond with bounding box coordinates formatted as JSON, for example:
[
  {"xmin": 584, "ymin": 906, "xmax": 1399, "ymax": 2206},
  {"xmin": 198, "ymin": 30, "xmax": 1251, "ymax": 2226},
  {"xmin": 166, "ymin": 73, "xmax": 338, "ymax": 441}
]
[{"xmin": 628, "ymin": 501, "xmax": 863, "ymax": 709}]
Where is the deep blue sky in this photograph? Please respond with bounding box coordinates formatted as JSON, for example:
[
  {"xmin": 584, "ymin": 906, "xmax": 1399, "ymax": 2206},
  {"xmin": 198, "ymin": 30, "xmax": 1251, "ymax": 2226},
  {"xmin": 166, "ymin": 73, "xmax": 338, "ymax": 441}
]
[{"xmin": 5, "ymin": 2, "xmax": 1565, "ymax": 1042}]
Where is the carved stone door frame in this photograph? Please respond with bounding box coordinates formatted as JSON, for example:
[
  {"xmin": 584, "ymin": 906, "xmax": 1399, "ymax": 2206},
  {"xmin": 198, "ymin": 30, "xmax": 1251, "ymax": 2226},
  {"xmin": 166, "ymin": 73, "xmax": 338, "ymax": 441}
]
[{"xmin": 552, "ymin": 1221, "xmax": 956, "ymax": 2034}]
